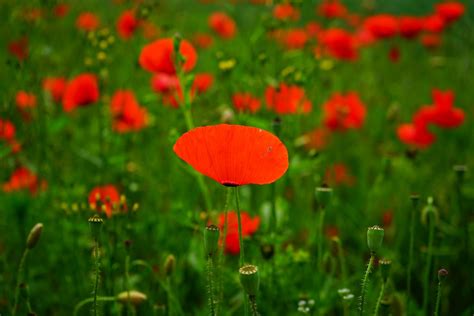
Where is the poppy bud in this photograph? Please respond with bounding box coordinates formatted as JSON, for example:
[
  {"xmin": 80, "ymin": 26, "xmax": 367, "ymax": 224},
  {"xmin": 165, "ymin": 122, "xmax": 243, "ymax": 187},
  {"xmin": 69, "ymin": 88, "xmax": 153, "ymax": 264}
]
[
  {"xmin": 164, "ymin": 254, "xmax": 176, "ymax": 277},
  {"xmin": 204, "ymin": 225, "xmax": 220, "ymax": 257},
  {"xmin": 88, "ymin": 215, "xmax": 103, "ymax": 240},
  {"xmin": 379, "ymin": 259, "xmax": 392, "ymax": 282},
  {"xmin": 367, "ymin": 225, "xmax": 384, "ymax": 253},
  {"xmin": 260, "ymin": 244, "xmax": 275, "ymax": 260},
  {"xmin": 117, "ymin": 290, "xmax": 148, "ymax": 305},
  {"xmin": 239, "ymin": 264, "xmax": 259, "ymax": 296},
  {"xmin": 315, "ymin": 187, "xmax": 332, "ymax": 209},
  {"xmin": 453, "ymin": 165, "xmax": 467, "ymax": 183},
  {"xmin": 438, "ymin": 268, "xmax": 448, "ymax": 282},
  {"xmin": 410, "ymin": 193, "xmax": 420, "ymax": 209},
  {"xmin": 421, "ymin": 197, "xmax": 438, "ymax": 225},
  {"xmin": 26, "ymin": 223, "xmax": 43, "ymax": 249}
]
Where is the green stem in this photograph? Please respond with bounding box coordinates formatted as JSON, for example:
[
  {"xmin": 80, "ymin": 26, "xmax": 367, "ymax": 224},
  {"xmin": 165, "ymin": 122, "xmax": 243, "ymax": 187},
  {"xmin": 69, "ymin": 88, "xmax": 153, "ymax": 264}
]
[
  {"xmin": 234, "ymin": 187, "xmax": 245, "ymax": 267},
  {"xmin": 317, "ymin": 208, "xmax": 326, "ymax": 270},
  {"xmin": 359, "ymin": 254, "xmax": 375, "ymax": 316},
  {"xmin": 335, "ymin": 238, "xmax": 348, "ymax": 286},
  {"xmin": 217, "ymin": 187, "xmax": 232, "ymax": 315},
  {"xmin": 434, "ymin": 281, "xmax": 442, "ymax": 316},
  {"xmin": 12, "ymin": 248, "xmax": 29, "ymax": 316},
  {"xmin": 406, "ymin": 203, "xmax": 416, "ymax": 314},
  {"xmin": 125, "ymin": 254, "xmax": 131, "ymax": 315},
  {"xmin": 73, "ymin": 296, "xmax": 116, "ymax": 316},
  {"xmin": 249, "ymin": 295, "xmax": 260, "ymax": 316},
  {"xmin": 160, "ymin": 277, "xmax": 185, "ymax": 316},
  {"xmin": 423, "ymin": 213, "xmax": 435, "ymax": 314},
  {"xmin": 373, "ymin": 281, "xmax": 386, "ymax": 316},
  {"xmin": 207, "ymin": 256, "xmax": 216, "ymax": 316},
  {"xmin": 93, "ymin": 239, "xmax": 101, "ymax": 316}
]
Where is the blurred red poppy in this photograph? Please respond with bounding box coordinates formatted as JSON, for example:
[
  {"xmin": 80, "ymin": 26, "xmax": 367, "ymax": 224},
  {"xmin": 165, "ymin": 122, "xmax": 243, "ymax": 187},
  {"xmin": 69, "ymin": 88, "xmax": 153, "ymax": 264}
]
[
  {"xmin": 76, "ymin": 12, "xmax": 100, "ymax": 32},
  {"xmin": 319, "ymin": 28, "xmax": 358, "ymax": 61},
  {"xmin": 0, "ymin": 119, "xmax": 20, "ymax": 153},
  {"xmin": 421, "ymin": 33, "xmax": 442, "ymax": 49},
  {"xmin": 363, "ymin": 14, "xmax": 398, "ymax": 39},
  {"xmin": 192, "ymin": 73, "xmax": 214, "ymax": 94},
  {"xmin": 399, "ymin": 16, "xmax": 424, "ymax": 39},
  {"xmin": 266, "ymin": 83, "xmax": 312, "ymax": 114},
  {"xmin": 232, "ymin": 92, "xmax": 261, "ymax": 113},
  {"xmin": 8, "ymin": 37, "xmax": 29, "ymax": 61},
  {"xmin": 217, "ymin": 210, "xmax": 260, "ymax": 254},
  {"xmin": 324, "ymin": 163, "xmax": 355, "ymax": 186},
  {"xmin": 273, "ymin": 3, "xmax": 300, "ymax": 21},
  {"xmin": 53, "ymin": 3, "xmax": 69, "ymax": 18},
  {"xmin": 173, "ymin": 124, "xmax": 289, "ymax": 186},
  {"xmin": 151, "ymin": 73, "xmax": 180, "ymax": 93},
  {"xmin": 15, "ymin": 91, "xmax": 37, "ymax": 110},
  {"xmin": 323, "ymin": 92, "xmax": 366, "ymax": 131},
  {"xmin": 62, "ymin": 73, "xmax": 100, "ymax": 112},
  {"xmin": 397, "ymin": 108, "xmax": 436, "ymax": 149},
  {"xmin": 423, "ymin": 15, "xmax": 445, "ymax": 33},
  {"xmin": 389, "ymin": 46, "xmax": 400, "ymax": 63},
  {"xmin": 42, "ymin": 77, "xmax": 66, "ymax": 103},
  {"xmin": 88, "ymin": 185, "xmax": 121, "ymax": 218},
  {"xmin": 2, "ymin": 167, "xmax": 46, "ymax": 195},
  {"xmin": 427, "ymin": 89, "xmax": 464, "ymax": 128},
  {"xmin": 117, "ymin": 10, "xmax": 139, "ymax": 40},
  {"xmin": 209, "ymin": 12, "xmax": 236, "ymax": 39},
  {"xmin": 192, "ymin": 32, "xmax": 214, "ymax": 49},
  {"xmin": 435, "ymin": 2, "xmax": 465, "ymax": 24},
  {"xmin": 139, "ymin": 38, "xmax": 197, "ymax": 74},
  {"xmin": 280, "ymin": 28, "xmax": 308, "ymax": 50},
  {"xmin": 302, "ymin": 127, "xmax": 330, "ymax": 150},
  {"xmin": 317, "ymin": 0, "xmax": 347, "ymax": 19},
  {"xmin": 110, "ymin": 90, "xmax": 148, "ymax": 133}
]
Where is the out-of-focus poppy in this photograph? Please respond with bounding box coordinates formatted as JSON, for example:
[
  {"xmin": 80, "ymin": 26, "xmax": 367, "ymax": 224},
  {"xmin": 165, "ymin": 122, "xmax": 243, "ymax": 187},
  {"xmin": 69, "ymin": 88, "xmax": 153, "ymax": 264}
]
[
  {"xmin": 192, "ymin": 32, "xmax": 214, "ymax": 49},
  {"xmin": 317, "ymin": 0, "xmax": 347, "ymax": 19},
  {"xmin": 42, "ymin": 77, "xmax": 66, "ymax": 103},
  {"xmin": 324, "ymin": 163, "xmax": 355, "ymax": 186},
  {"xmin": 323, "ymin": 92, "xmax": 366, "ymax": 131},
  {"xmin": 427, "ymin": 89, "xmax": 464, "ymax": 128},
  {"xmin": 423, "ymin": 15, "xmax": 445, "ymax": 33},
  {"xmin": 141, "ymin": 21, "xmax": 160, "ymax": 40},
  {"xmin": 301, "ymin": 127, "xmax": 330, "ymax": 150},
  {"xmin": 421, "ymin": 33, "xmax": 442, "ymax": 49},
  {"xmin": 8, "ymin": 37, "xmax": 28, "ymax": 61},
  {"xmin": 399, "ymin": 16, "xmax": 424, "ymax": 39},
  {"xmin": 0, "ymin": 119, "xmax": 20, "ymax": 153},
  {"xmin": 21, "ymin": 8, "xmax": 43, "ymax": 22},
  {"xmin": 397, "ymin": 108, "xmax": 436, "ymax": 149},
  {"xmin": 173, "ymin": 124, "xmax": 289, "ymax": 186},
  {"xmin": 319, "ymin": 28, "xmax": 358, "ymax": 61},
  {"xmin": 110, "ymin": 90, "xmax": 148, "ymax": 133},
  {"xmin": 389, "ymin": 46, "xmax": 400, "ymax": 63},
  {"xmin": 232, "ymin": 93, "xmax": 261, "ymax": 113},
  {"xmin": 363, "ymin": 14, "xmax": 398, "ymax": 39},
  {"xmin": 273, "ymin": 3, "xmax": 300, "ymax": 21},
  {"xmin": 435, "ymin": 2, "xmax": 465, "ymax": 24},
  {"xmin": 280, "ymin": 28, "xmax": 308, "ymax": 50},
  {"xmin": 217, "ymin": 210, "xmax": 260, "ymax": 254},
  {"xmin": 192, "ymin": 73, "xmax": 214, "ymax": 94},
  {"xmin": 15, "ymin": 91, "xmax": 37, "ymax": 110},
  {"xmin": 53, "ymin": 3, "xmax": 69, "ymax": 18},
  {"xmin": 151, "ymin": 73, "xmax": 180, "ymax": 93},
  {"xmin": 116, "ymin": 10, "xmax": 139, "ymax": 40},
  {"xmin": 382, "ymin": 210, "xmax": 393, "ymax": 228},
  {"xmin": 62, "ymin": 73, "xmax": 100, "ymax": 112},
  {"xmin": 88, "ymin": 185, "xmax": 121, "ymax": 218},
  {"xmin": 209, "ymin": 12, "xmax": 236, "ymax": 39},
  {"xmin": 76, "ymin": 12, "xmax": 100, "ymax": 32},
  {"xmin": 266, "ymin": 83, "xmax": 312, "ymax": 114},
  {"xmin": 139, "ymin": 38, "xmax": 197, "ymax": 74},
  {"xmin": 2, "ymin": 167, "xmax": 46, "ymax": 195},
  {"xmin": 306, "ymin": 22, "xmax": 322, "ymax": 39}
]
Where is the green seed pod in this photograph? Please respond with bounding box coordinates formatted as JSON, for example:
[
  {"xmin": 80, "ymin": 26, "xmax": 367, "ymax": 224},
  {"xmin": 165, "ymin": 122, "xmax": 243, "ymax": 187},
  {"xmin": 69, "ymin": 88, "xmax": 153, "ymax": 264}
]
[
  {"xmin": 164, "ymin": 254, "xmax": 176, "ymax": 277},
  {"xmin": 315, "ymin": 187, "xmax": 333, "ymax": 209},
  {"xmin": 438, "ymin": 268, "xmax": 448, "ymax": 282},
  {"xmin": 239, "ymin": 264, "xmax": 260, "ymax": 296},
  {"xmin": 88, "ymin": 215, "xmax": 103, "ymax": 241},
  {"xmin": 367, "ymin": 225, "xmax": 384, "ymax": 253},
  {"xmin": 26, "ymin": 223, "xmax": 43, "ymax": 249},
  {"xmin": 204, "ymin": 225, "xmax": 220, "ymax": 257},
  {"xmin": 117, "ymin": 290, "xmax": 148, "ymax": 305},
  {"xmin": 379, "ymin": 259, "xmax": 392, "ymax": 282}
]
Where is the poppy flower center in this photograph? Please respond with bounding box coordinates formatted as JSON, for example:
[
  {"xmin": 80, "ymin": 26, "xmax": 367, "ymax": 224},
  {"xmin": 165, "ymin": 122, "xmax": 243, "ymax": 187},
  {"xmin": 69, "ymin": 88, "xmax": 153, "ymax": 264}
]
[{"xmin": 221, "ymin": 181, "xmax": 240, "ymax": 187}]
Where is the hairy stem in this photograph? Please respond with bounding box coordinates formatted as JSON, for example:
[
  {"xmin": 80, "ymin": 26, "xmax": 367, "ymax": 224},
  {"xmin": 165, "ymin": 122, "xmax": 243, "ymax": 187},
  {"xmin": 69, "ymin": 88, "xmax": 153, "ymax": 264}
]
[
  {"xmin": 125, "ymin": 253, "xmax": 131, "ymax": 315},
  {"xmin": 207, "ymin": 256, "xmax": 216, "ymax": 316},
  {"xmin": 422, "ymin": 213, "xmax": 435, "ymax": 314},
  {"xmin": 249, "ymin": 295, "xmax": 260, "ymax": 316},
  {"xmin": 93, "ymin": 239, "xmax": 101, "ymax": 316},
  {"xmin": 234, "ymin": 187, "xmax": 245, "ymax": 267},
  {"xmin": 73, "ymin": 296, "xmax": 116, "ymax": 316},
  {"xmin": 434, "ymin": 280, "xmax": 442, "ymax": 316},
  {"xmin": 359, "ymin": 254, "xmax": 375, "ymax": 316},
  {"xmin": 217, "ymin": 187, "xmax": 231, "ymax": 315},
  {"xmin": 12, "ymin": 248, "xmax": 29, "ymax": 316},
  {"xmin": 317, "ymin": 208, "xmax": 326, "ymax": 270},
  {"xmin": 373, "ymin": 281, "xmax": 385, "ymax": 316}
]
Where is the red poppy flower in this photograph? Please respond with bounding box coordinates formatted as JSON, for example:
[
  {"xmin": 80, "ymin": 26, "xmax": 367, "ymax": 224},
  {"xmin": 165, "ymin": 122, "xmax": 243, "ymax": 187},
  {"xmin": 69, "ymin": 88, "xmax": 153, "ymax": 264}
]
[
  {"xmin": 325, "ymin": 225, "xmax": 339, "ymax": 239},
  {"xmin": 76, "ymin": 12, "xmax": 100, "ymax": 32},
  {"xmin": 192, "ymin": 32, "xmax": 214, "ymax": 49},
  {"xmin": 428, "ymin": 89, "xmax": 464, "ymax": 128},
  {"xmin": 317, "ymin": 0, "xmax": 347, "ymax": 19},
  {"xmin": 363, "ymin": 14, "xmax": 398, "ymax": 39},
  {"xmin": 2, "ymin": 167, "xmax": 46, "ymax": 195},
  {"xmin": 173, "ymin": 124, "xmax": 289, "ymax": 186},
  {"xmin": 266, "ymin": 83, "xmax": 312, "ymax": 114},
  {"xmin": 389, "ymin": 46, "xmax": 400, "ymax": 63},
  {"xmin": 217, "ymin": 210, "xmax": 260, "ymax": 254},
  {"xmin": 397, "ymin": 108, "xmax": 436, "ymax": 149},
  {"xmin": 280, "ymin": 28, "xmax": 308, "ymax": 50},
  {"xmin": 423, "ymin": 15, "xmax": 445, "ymax": 33},
  {"xmin": 139, "ymin": 38, "xmax": 197, "ymax": 74},
  {"xmin": 323, "ymin": 92, "xmax": 366, "ymax": 131},
  {"xmin": 324, "ymin": 163, "xmax": 355, "ymax": 186},
  {"xmin": 302, "ymin": 127, "xmax": 330, "ymax": 150},
  {"xmin": 15, "ymin": 91, "xmax": 37, "ymax": 110},
  {"xmin": 192, "ymin": 73, "xmax": 214, "ymax": 94},
  {"xmin": 319, "ymin": 28, "xmax": 358, "ymax": 61},
  {"xmin": 232, "ymin": 93, "xmax": 261, "ymax": 113},
  {"xmin": 151, "ymin": 73, "xmax": 180, "ymax": 93},
  {"xmin": 208, "ymin": 12, "xmax": 236, "ymax": 39},
  {"xmin": 62, "ymin": 73, "xmax": 100, "ymax": 112},
  {"xmin": 273, "ymin": 4, "xmax": 300, "ymax": 21},
  {"xmin": 382, "ymin": 210, "xmax": 393, "ymax": 228},
  {"xmin": 141, "ymin": 21, "xmax": 160, "ymax": 40},
  {"xmin": 110, "ymin": 90, "xmax": 148, "ymax": 133},
  {"xmin": 306, "ymin": 22, "xmax": 322, "ymax": 39},
  {"xmin": 435, "ymin": 2, "xmax": 465, "ymax": 24},
  {"xmin": 88, "ymin": 185, "xmax": 121, "ymax": 218},
  {"xmin": 53, "ymin": 3, "xmax": 69, "ymax": 18},
  {"xmin": 117, "ymin": 10, "xmax": 139, "ymax": 40},
  {"xmin": 42, "ymin": 77, "xmax": 66, "ymax": 103},
  {"xmin": 0, "ymin": 119, "xmax": 20, "ymax": 153},
  {"xmin": 399, "ymin": 16, "xmax": 424, "ymax": 39},
  {"xmin": 8, "ymin": 37, "xmax": 28, "ymax": 61},
  {"xmin": 421, "ymin": 33, "xmax": 442, "ymax": 49}
]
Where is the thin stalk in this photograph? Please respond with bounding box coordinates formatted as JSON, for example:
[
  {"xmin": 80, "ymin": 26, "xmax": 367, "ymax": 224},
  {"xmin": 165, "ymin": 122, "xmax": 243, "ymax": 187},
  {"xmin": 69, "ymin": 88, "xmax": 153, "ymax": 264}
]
[
  {"xmin": 234, "ymin": 187, "xmax": 245, "ymax": 267},
  {"xmin": 373, "ymin": 281, "xmax": 386, "ymax": 316},
  {"xmin": 207, "ymin": 256, "xmax": 216, "ymax": 316},
  {"xmin": 92, "ymin": 239, "xmax": 101, "ymax": 316},
  {"xmin": 73, "ymin": 296, "xmax": 116, "ymax": 316},
  {"xmin": 249, "ymin": 295, "xmax": 260, "ymax": 316},
  {"xmin": 406, "ymin": 203, "xmax": 416, "ymax": 314},
  {"xmin": 336, "ymin": 238, "xmax": 348, "ymax": 286},
  {"xmin": 359, "ymin": 254, "xmax": 375, "ymax": 316},
  {"xmin": 317, "ymin": 208, "xmax": 326, "ymax": 270},
  {"xmin": 434, "ymin": 280, "xmax": 442, "ymax": 316},
  {"xmin": 125, "ymin": 254, "xmax": 132, "ymax": 315},
  {"xmin": 422, "ymin": 213, "xmax": 435, "ymax": 314},
  {"xmin": 12, "ymin": 248, "xmax": 29, "ymax": 316}
]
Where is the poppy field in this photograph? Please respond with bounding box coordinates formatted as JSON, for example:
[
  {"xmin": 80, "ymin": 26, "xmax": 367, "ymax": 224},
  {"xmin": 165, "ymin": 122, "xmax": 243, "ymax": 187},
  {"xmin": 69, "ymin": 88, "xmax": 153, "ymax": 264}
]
[{"xmin": 1, "ymin": 0, "xmax": 474, "ymax": 315}]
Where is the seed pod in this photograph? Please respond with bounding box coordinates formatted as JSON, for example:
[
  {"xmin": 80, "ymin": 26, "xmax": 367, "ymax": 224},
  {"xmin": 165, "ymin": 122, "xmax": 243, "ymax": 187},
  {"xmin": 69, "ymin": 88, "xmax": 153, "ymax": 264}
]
[
  {"xmin": 26, "ymin": 223, "xmax": 43, "ymax": 249},
  {"xmin": 239, "ymin": 264, "xmax": 259, "ymax": 296},
  {"xmin": 164, "ymin": 254, "xmax": 176, "ymax": 277},
  {"xmin": 88, "ymin": 215, "xmax": 103, "ymax": 240},
  {"xmin": 204, "ymin": 225, "xmax": 220, "ymax": 257},
  {"xmin": 379, "ymin": 259, "xmax": 392, "ymax": 282},
  {"xmin": 260, "ymin": 244, "xmax": 275, "ymax": 260},
  {"xmin": 117, "ymin": 290, "xmax": 148, "ymax": 305},
  {"xmin": 438, "ymin": 268, "xmax": 448, "ymax": 282},
  {"xmin": 367, "ymin": 225, "xmax": 384, "ymax": 253},
  {"xmin": 315, "ymin": 187, "xmax": 332, "ymax": 209}
]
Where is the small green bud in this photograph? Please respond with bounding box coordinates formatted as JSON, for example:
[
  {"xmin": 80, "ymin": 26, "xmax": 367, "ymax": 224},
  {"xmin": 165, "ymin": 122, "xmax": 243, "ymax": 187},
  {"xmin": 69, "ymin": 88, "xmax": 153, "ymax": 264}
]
[
  {"xmin": 164, "ymin": 254, "xmax": 176, "ymax": 277},
  {"xmin": 367, "ymin": 225, "xmax": 384, "ymax": 253},
  {"xmin": 379, "ymin": 259, "xmax": 392, "ymax": 282},
  {"xmin": 204, "ymin": 225, "xmax": 220, "ymax": 257},
  {"xmin": 117, "ymin": 290, "xmax": 147, "ymax": 305},
  {"xmin": 239, "ymin": 264, "xmax": 260, "ymax": 296},
  {"xmin": 438, "ymin": 268, "xmax": 448, "ymax": 282},
  {"xmin": 315, "ymin": 186, "xmax": 333, "ymax": 209},
  {"xmin": 88, "ymin": 215, "xmax": 103, "ymax": 240},
  {"xmin": 26, "ymin": 223, "xmax": 43, "ymax": 249}
]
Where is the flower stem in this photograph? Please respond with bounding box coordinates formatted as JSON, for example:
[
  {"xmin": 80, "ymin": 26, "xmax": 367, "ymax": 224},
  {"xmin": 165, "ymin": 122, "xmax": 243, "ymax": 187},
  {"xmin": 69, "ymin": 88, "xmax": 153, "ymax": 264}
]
[
  {"xmin": 234, "ymin": 187, "xmax": 245, "ymax": 267},
  {"xmin": 373, "ymin": 281, "xmax": 385, "ymax": 316},
  {"xmin": 12, "ymin": 248, "xmax": 29, "ymax": 316},
  {"xmin": 359, "ymin": 254, "xmax": 375, "ymax": 316},
  {"xmin": 124, "ymin": 253, "xmax": 132, "ymax": 315},
  {"xmin": 92, "ymin": 239, "xmax": 101, "ymax": 316},
  {"xmin": 406, "ymin": 203, "xmax": 416, "ymax": 314},
  {"xmin": 317, "ymin": 208, "xmax": 326, "ymax": 270},
  {"xmin": 335, "ymin": 238, "xmax": 348, "ymax": 286},
  {"xmin": 207, "ymin": 256, "xmax": 216, "ymax": 316},
  {"xmin": 249, "ymin": 295, "xmax": 260, "ymax": 316},
  {"xmin": 73, "ymin": 296, "xmax": 116, "ymax": 316},
  {"xmin": 422, "ymin": 213, "xmax": 435, "ymax": 313},
  {"xmin": 217, "ymin": 187, "xmax": 231, "ymax": 314},
  {"xmin": 434, "ymin": 280, "xmax": 442, "ymax": 316}
]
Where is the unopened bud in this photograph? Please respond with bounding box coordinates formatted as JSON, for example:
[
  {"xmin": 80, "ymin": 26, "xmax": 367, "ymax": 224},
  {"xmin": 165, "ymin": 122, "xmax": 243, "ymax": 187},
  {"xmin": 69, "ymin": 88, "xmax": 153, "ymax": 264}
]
[
  {"xmin": 438, "ymin": 268, "xmax": 448, "ymax": 282},
  {"xmin": 117, "ymin": 290, "xmax": 147, "ymax": 305},
  {"xmin": 315, "ymin": 186, "xmax": 332, "ymax": 209},
  {"xmin": 379, "ymin": 259, "xmax": 392, "ymax": 282},
  {"xmin": 367, "ymin": 225, "xmax": 384, "ymax": 253},
  {"xmin": 239, "ymin": 264, "xmax": 259, "ymax": 296},
  {"xmin": 88, "ymin": 215, "xmax": 103, "ymax": 240},
  {"xmin": 204, "ymin": 225, "xmax": 220, "ymax": 257},
  {"xmin": 260, "ymin": 244, "xmax": 275, "ymax": 260},
  {"xmin": 26, "ymin": 223, "xmax": 43, "ymax": 249},
  {"xmin": 164, "ymin": 254, "xmax": 176, "ymax": 277}
]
